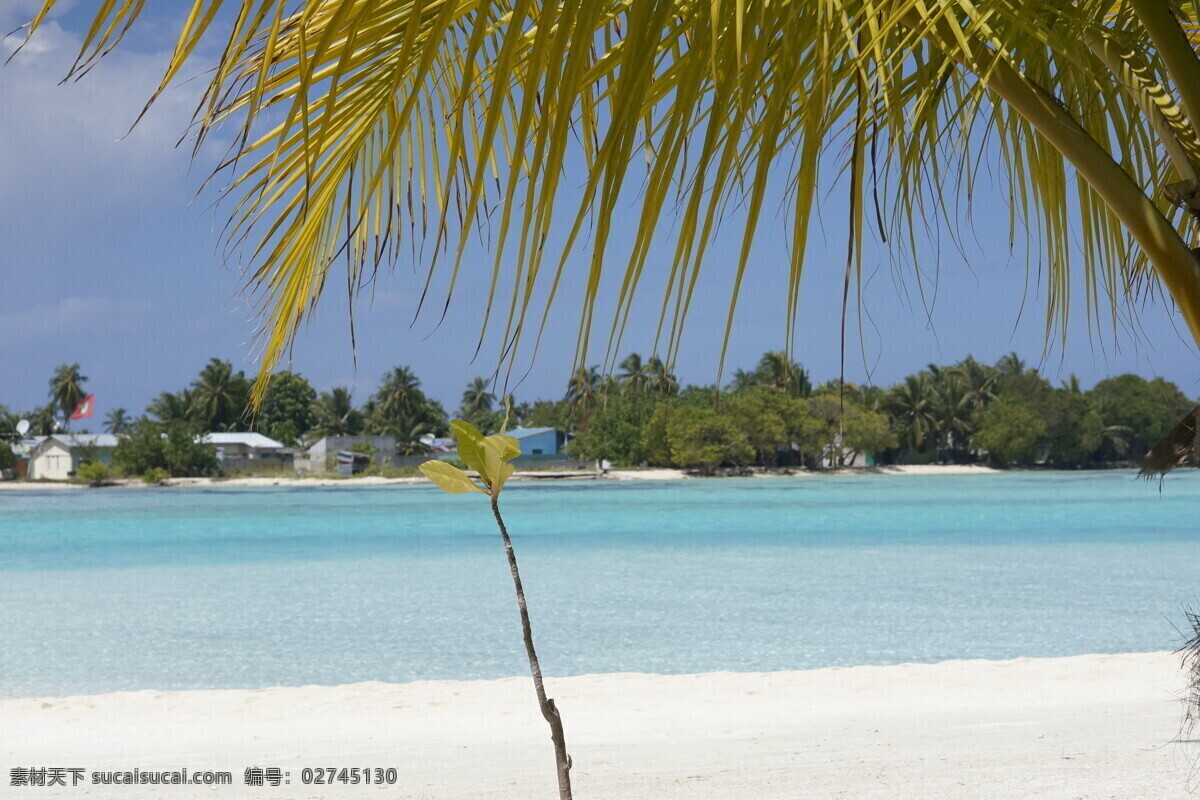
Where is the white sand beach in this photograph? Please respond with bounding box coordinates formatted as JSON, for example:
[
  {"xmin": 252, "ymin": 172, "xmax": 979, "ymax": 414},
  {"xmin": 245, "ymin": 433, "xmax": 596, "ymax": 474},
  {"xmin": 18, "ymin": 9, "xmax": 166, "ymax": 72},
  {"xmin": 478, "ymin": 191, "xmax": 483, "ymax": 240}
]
[
  {"xmin": 0, "ymin": 462, "xmax": 1010, "ymax": 490},
  {"xmin": 2, "ymin": 652, "xmax": 1190, "ymax": 798}
]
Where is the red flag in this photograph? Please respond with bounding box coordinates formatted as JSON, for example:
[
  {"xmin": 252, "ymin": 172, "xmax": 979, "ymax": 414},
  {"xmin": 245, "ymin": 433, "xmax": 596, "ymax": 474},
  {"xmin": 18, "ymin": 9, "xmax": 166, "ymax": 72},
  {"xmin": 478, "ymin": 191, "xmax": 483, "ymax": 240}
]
[{"xmin": 70, "ymin": 394, "xmax": 95, "ymax": 420}]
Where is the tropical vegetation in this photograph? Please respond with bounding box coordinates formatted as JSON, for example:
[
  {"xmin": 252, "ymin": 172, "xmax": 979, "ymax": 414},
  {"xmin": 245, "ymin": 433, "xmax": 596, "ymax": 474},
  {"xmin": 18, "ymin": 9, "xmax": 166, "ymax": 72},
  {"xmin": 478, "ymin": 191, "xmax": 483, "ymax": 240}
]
[
  {"xmin": 5, "ymin": 352, "xmax": 1192, "ymax": 474},
  {"xmin": 110, "ymin": 421, "xmax": 221, "ymax": 478},
  {"xmin": 567, "ymin": 351, "xmax": 1194, "ymax": 471},
  {"xmin": 48, "ymin": 363, "xmax": 87, "ymax": 429},
  {"xmin": 18, "ymin": 1, "xmax": 1200, "ymax": 478},
  {"xmin": 103, "ymin": 408, "xmax": 130, "ymax": 435}
]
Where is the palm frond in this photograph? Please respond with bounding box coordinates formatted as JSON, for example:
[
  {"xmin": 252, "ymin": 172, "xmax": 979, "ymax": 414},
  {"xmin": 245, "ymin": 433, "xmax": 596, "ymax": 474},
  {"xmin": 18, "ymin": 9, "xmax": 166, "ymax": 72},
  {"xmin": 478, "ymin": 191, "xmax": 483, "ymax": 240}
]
[
  {"xmin": 1140, "ymin": 404, "xmax": 1200, "ymax": 476},
  {"xmin": 22, "ymin": 0, "xmax": 1200, "ymax": 406}
]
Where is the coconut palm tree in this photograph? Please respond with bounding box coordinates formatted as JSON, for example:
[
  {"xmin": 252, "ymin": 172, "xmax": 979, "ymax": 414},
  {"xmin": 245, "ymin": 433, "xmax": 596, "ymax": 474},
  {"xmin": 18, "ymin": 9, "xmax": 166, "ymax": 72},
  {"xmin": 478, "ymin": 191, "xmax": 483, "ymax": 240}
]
[
  {"xmin": 927, "ymin": 370, "xmax": 974, "ymax": 461},
  {"xmin": 644, "ymin": 355, "xmax": 679, "ymax": 395},
  {"xmin": 48, "ymin": 363, "xmax": 87, "ymax": 428},
  {"xmin": 727, "ymin": 369, "xmax": 760, "ymax": 393},
  {"xmin": 395, "ymin": 420, "xmax": 434, "ymax": 456},
  {"xmin": 459, "ymin": 377, "xmax": 496, "ymax": 420},
  {"xmin": 996, "ymin": 353, "xmax": 1028, "ymax": 380},
  {"xmin": 103, "ymin": 408, "xmax": 130, "ymax": 435},
  {"xmin": 366, "ymin": 409, "xmax": 432, "ymax": 456},
  {"xmin": 564, "ymin": 365, "xmax": 604, "ymax": 407},
  {"xmin": 619, "ymin": 353, "xmax": 677, "ymax": 393},
  {"xmin": 312, "ymin": 387, "xmax": 363, "ymax": 437},
  {"xmin": 618, "ymin": 353, "xmax": 649, "ymax": 389},
  {"xmin": 375, "ymin": 367, "xmax": 423, "ymax": 420},
  {"xmin": 190, "ymin": 359, "xmax": 250, "ymax": 432},
  {"xmin": 147, "ymin": 390, "xmax": 195, "ymax": 424},
  {"xmin": 27, "ymin": 406, "xmax": 57, "ymax": 437},
  {"xmin": 762, "ymin": 352, "xmax": 813, "ymax": 396},
  {"xmin": 887, "ymin": 375, "xmax": 935, "ymax": 455},
  {"xmin": 1062, "ymin": 375, "xmax": 1084, "ymax": 394},
  {"xmin": 955, "ymin": 357, "xmax": 998, "ymax": 411}
]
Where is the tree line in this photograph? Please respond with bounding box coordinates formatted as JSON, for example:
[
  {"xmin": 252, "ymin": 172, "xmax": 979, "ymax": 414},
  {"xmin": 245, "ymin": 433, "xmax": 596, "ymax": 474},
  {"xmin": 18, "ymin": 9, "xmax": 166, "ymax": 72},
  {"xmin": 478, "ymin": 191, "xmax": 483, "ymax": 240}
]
[
  {"xmin": 1, "ymin": 352, "xmax": 1194, "ymax": 476},
  {"xmin": 567, "ymin": 353, "xmax": 1195, "ymax": 471}
]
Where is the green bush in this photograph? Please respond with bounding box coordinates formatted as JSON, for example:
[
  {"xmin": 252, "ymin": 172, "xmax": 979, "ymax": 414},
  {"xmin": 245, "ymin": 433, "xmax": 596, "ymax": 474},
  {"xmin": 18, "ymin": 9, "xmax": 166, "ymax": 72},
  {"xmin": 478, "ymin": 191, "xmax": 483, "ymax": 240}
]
[
  {"xmin": 113, "ymin": 421, "xmax": 219, "ymax": 477},
  {"xmin": 257, "ymin": 371, "xmax": 316, "ymax": 446},
  {"xmin": 142, "ymin": 467, "xmax": 170, "ymax": 484},
  {"xmin": 1089, "ymin": 374, "xmax": 1192, "ymax": 453},
  {"xmin": 569, "ymin": 392, "xmax": 658, "ymax": 466},
  {"xmin": 76, "ymin": 461, "xmax": 111, "ymax": 486},
  {"xmin": 0, "ymin": 441, "xmax": 14, "ymax": 472},
  {"xmin": 973, "ymin": 397, "xmax": 1047, "ymax": 466}
]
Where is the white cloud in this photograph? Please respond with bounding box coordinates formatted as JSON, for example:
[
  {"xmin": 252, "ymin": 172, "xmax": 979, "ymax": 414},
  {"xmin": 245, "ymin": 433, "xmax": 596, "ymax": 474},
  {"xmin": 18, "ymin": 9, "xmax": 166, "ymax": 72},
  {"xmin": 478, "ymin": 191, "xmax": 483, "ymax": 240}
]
[
  {"xmin": 0, "ymin": 13, "xmax": 218, "ymax": 218},
  {"xmin": 0, "ymin": 296, "xmax": 151, "ymax": 345}
]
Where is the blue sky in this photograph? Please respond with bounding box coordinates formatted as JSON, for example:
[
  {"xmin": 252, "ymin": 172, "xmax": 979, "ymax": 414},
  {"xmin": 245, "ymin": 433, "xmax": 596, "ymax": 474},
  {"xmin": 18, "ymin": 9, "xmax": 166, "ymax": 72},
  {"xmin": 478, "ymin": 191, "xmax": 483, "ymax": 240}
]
[{"xmin": 3, "ymin": 2, "xmax": 1199, "ymax": 421}]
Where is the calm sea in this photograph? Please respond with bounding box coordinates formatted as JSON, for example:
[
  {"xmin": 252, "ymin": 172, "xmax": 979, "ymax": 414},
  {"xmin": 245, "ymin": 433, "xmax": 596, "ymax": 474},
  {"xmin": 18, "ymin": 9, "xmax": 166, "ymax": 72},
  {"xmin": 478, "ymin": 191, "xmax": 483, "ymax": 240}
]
[{"xmin": 1, "ymin": 472, "xmax": 1198, "ymax": 698}]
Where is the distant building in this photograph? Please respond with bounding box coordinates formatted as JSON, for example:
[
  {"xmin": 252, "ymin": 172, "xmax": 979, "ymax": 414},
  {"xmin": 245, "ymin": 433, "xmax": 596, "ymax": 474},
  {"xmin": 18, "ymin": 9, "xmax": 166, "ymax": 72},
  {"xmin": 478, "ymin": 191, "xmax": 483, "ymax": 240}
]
[
  {"xmin": 305, "ymin": 435, "xmax": 397, "ymax": 473},
  {"xmin": 27, "ymin": 434, "xmax": 119, "ymax": 480},
  {"xmin": 199, "ymin": 432, "xmax": 293, "ymax": 472},
  {"xmin": 505, "ymin": 427, "xmax": 569, "ymax": 459},
  {"xmin": 304, "ymin": 435, "xmax": 457, "ymax": 473},
  {"xmin": 8, "ymin": 439, "xmax": 36, "ymax": 479},
  {"xmin": 819, "ymin": 434, "xmax": 873, "ymax": 468},
  {"xmin": 335, "ymin": 450, "xmax": 372, "ymax": 476}
]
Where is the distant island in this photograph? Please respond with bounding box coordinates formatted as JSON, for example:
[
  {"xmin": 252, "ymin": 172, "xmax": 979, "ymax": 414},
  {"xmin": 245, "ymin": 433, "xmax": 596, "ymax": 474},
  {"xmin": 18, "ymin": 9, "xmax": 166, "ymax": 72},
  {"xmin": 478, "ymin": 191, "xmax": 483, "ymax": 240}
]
[{"xmin": 1, "ymin": 351, "xmax": 1194, "ymax": 485}]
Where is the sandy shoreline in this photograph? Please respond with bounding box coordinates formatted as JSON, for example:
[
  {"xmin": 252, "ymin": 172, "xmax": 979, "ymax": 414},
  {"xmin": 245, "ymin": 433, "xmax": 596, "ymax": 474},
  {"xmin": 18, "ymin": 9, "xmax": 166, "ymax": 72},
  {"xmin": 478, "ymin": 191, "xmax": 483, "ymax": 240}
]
[
  {"xmin": 2, "ymin": 651, "xmax": 1190, "ymax": 798},
  {"xmin": 0, "ymin": 463, "xmax": 1014, "ymax": 490}
]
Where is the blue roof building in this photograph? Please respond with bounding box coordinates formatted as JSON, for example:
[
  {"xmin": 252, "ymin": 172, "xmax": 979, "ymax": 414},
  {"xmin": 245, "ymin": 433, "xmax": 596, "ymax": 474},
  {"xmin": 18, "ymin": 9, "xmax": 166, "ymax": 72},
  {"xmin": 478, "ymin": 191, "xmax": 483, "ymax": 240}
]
[{"xmin": 505, "ymin": 427, "xmax": 568, "ymax": 459}]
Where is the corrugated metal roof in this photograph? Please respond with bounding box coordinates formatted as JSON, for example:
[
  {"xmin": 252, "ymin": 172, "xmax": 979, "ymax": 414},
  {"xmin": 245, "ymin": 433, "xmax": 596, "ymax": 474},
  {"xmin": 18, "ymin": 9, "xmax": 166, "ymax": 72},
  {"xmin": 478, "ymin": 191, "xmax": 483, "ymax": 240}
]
[
  {"xmin": 199, "ymin": 432, "xmax": 285, "ymax": 449},
  {"xmin": 44, "ymin": 434, "xmax": 121, "ymax": 448},
  {"xmin": 504, "ymin": 427, "xmax": 558, "ymax": 439}
]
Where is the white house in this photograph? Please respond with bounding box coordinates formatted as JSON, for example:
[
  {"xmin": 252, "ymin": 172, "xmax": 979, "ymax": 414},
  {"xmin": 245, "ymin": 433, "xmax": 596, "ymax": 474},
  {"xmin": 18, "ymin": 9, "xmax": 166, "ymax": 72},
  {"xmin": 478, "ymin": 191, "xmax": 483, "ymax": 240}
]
[
  {"xmin": 199, "ymin": 432, "xmax": 293, "ymax": 471},
  {"xmin": 27, "ymin": 434, "xmax": 119, "ymax": 480}
]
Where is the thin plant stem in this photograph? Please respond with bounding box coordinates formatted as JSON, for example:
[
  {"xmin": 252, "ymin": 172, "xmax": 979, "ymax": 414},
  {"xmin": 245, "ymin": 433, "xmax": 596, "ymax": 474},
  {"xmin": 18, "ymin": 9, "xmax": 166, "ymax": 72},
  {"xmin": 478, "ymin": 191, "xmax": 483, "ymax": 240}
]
[{"xmin": 490, "ymin": 495, "xmax": 573, "ymax": 800}]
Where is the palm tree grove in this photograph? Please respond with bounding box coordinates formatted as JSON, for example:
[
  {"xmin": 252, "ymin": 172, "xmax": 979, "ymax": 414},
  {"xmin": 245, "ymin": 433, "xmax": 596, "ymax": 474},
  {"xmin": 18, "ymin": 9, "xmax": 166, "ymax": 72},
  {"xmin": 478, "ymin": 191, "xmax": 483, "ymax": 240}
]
[
  {"xmin": 2, "ymin": 352, "xmax": 1192, "ymax": 476},
  {"xmin": 16, "ymin": 0, "xmax": 1200, "ymax": 475}
]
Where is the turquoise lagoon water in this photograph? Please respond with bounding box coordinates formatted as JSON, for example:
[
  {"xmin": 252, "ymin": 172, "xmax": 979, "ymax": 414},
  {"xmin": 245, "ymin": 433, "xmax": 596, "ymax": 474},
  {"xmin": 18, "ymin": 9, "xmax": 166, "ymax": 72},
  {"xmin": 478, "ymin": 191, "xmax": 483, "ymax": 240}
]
[{"xmin": 1, "ymin": 472, "xmax": 1198, "ymax": 698}]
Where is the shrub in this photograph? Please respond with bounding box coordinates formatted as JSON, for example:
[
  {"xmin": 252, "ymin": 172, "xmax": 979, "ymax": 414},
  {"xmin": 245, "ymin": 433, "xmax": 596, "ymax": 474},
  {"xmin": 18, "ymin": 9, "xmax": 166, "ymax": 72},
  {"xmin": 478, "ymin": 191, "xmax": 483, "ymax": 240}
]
[
  {"xmin": 640, "ymin": 403, "xmax": 677, "ymax": 465},
  {"xmin": 973, "ymin": 397, "xmax": 1047, "ymax": 466},
  {"xmin": 142, "ymin": 467, "xmax": 170, "ymax": 484},
  {"xmin": 76, "ymin": 461, "xmax": 111, "ymax": 486},
  {"xmin": 569, "ymin": 392, "xmax": 658, "ymax": 466},
  {"xmin": 665, "ymin": 406, "xmax": 753, "ymax": 471},
  {"xmin": 113, "ymin": 421, "xmax": 219, "ymax": 477}
]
